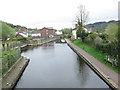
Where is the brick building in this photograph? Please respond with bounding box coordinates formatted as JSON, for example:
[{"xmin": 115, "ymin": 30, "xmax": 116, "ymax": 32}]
[{"xmin": 40, "ymin": 27, "xmax": 55, "ymax": 38}]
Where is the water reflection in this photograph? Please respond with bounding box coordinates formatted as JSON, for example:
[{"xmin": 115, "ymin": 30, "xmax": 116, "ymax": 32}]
[
  {"xmin": 76, "ymin": 56, "xmax": 89, "ymax": 86},
  {"xmin": 21, "ymin": 46, "xmax": 40, "ymax": 52},
  {"xmin": 42, "ymin": 42, "xmax": 54, "ymax": 49},
  {"xmin": 21, "ymin": 42, "xmax": 55, "ymax": 52}
]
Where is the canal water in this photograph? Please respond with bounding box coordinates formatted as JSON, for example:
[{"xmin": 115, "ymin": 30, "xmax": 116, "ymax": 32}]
[{"xmin": 15, "ymin": 42, "xmax": 110, "ymax": 88}]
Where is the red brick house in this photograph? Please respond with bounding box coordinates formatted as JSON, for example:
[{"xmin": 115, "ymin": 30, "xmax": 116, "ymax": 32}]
[{"xmin": 40, "ymin": 27, "xmax": 55, "ymax": 38}]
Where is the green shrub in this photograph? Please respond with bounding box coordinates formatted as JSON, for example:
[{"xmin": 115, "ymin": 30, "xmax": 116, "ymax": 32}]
[
  {"xmin": 28, "ymin": 35, "xmax": 32, "ymax": 37},
  {"xmin": 12, "ymin": 38, "xmax": 17, "ymax": 41},
  {"xmin": 95, "ymin": 42, "xmax": 118, "ymax": 57},
  {"xmin": 16, "ymin": 37, "xmax": 27, "ymax": 41},
  {"xmin": 70, "ymin": 36, "xmax": 75, "ymax": 41},
  {"xmin": 2, "ymin": 48, "xmax": 21, "ymax": 74}
]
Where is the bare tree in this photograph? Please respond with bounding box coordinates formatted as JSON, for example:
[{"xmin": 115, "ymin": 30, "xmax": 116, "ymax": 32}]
[{"xmin": 76, "ymin": 5, "xmax": 89, "ymax": 42}]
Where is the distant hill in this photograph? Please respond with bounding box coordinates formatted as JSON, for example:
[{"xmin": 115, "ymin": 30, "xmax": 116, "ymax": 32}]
[
  {"xmin": 0, "ymin": 22, "xmax": 15, "ymax": 40},
  {"xmin": 0, "ymin": 21, "xmax": 28, "ymax": 31},
  {"xmin": 87, "ymin": 20, "xmax": 118, "ymax": 33}
]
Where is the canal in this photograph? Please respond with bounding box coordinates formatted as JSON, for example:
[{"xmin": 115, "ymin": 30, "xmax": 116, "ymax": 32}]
[{"xmin": 15, "ymin": 42, "xmax": 110, "ymax": 88}]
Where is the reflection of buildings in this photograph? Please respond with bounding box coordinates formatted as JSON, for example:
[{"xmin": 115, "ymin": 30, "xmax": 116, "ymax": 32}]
[
  {"xmin": 42, "ymin": 42, "xmax": 54, "ymax": 49},
  {"xmin": 40, "ymin": 27, "xmax": 55, "ymax": 38}
]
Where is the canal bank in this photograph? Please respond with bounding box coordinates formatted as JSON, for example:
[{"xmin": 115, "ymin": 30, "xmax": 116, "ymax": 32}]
[
  {"xmin": 20, "ymin": 38, "xmax": 57, "ymax": 51},
  {"xmin": 1, "ymin": 38, "xmax": 58, "ymax": 90},
  {"xmin": 0, "ymin": 56, "xmax": 30, "ymax": 90},
  {"xmin": 65, "ymin": 39, "xmax": 119, "ymax": 90}
]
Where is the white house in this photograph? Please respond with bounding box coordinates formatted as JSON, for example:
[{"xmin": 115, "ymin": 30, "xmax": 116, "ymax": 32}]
[
  {"xmin": 55, "ymin": 30, "xmax": 63, "ymax": 35},
  {"xmin": 72, "ymin": 24, "xmax": 89, "ymax": 40},
  {"xmin": 28, "ymin": 31, "xmax": 41, "ymax": 37},
  {"xmin": 72, "ymin": 29, "xmax": 77, "ymax": 39},
  {"xmin": 72, "ymin": 24, "xmax": 77, "ymax": 39}
]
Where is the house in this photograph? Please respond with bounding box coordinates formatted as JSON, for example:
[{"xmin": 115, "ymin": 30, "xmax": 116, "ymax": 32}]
[
  {"xmin": 55, "ymin": 30, "xmax": 63, "ymax": 35},
  {"xmin": 40, "ymin": 27, "xmax": 55, "ymax": 38},
  {"xmin": 72, "ymin": 24, "xmax": 77, "ymax": 39},
  {"xmin": 72, "ymin": 24, "xmax": 89, "ymax": 39},
  {"xmin": 17, "ymin": 29, "xmax": 28, "ymax": 33},
  {"xmin": 28, "ymin": 31, "xmax": 41, "ymax": 37},
  {"xmin": 72, "ymin": 29, "xmax": 77, "ymax": 39},
  {"xmin": 16, "ymin": 32, "xmax": 28, "ymax": 38},
  {"xmin": 16, "ymin": 29, "xmax": 29, "ymax": 38}
]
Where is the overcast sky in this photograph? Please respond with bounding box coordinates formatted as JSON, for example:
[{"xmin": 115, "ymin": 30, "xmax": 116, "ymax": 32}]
[{"xmin": 0, "ymin": 0, "xmax": 119, "ymax": 29}]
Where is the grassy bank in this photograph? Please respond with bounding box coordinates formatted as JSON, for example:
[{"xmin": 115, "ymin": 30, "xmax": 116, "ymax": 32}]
[{"xmin": 73, "ymin": 40, "xmax": 120, "ymax": 73}]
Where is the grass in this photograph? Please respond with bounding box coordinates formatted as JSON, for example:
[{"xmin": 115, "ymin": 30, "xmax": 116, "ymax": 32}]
[{"xmin": 73, "ymin": 40, "xmax": 120, "ymax": 73}]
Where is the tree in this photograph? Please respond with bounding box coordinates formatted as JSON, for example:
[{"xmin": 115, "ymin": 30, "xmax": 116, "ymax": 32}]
[
  {"xmin": 105, "ymin": 23, "xmax": 118, "ymax": 42},
  {"xmin": 61, "ymin": 28, "xmax": 72, "ymax": 35},
  {"xmin": 76, "ymin": 5, "xmax": 89, "ymax": 42}
]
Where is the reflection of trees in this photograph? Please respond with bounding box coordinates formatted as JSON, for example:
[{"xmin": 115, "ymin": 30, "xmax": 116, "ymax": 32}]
[{"xmin": 76, "ymin": 56, "xmax": 89, "ymax": 86}]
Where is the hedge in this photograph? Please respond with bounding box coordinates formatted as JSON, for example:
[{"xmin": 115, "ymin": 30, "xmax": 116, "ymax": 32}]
[
  {"xmin": 95, "ymin": 43, "xmax": 118, "ymax": 57},
  {"xmin": 2, "ymin": 48, "xmax": 21, "ymax": 74}
]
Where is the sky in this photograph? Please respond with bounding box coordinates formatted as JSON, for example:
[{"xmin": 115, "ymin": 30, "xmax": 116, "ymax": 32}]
[{"xmin": 0, "ymin": 0, "xmax": 119, "ymax": 30}]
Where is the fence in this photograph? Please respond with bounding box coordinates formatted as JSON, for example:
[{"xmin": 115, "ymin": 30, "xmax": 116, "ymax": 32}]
[{"xmin": 2, "ymin": 40, "xmax": 30, "ymax": 51}]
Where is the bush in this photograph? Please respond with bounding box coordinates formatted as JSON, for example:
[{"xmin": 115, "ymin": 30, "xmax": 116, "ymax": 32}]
[
  {"xmin": 70, "ymin": 36, "xmax": 75, "ymax": 41},
  {"xmin": 2, "ymin": 48, "xmax": 21, "ymax": 74},
  {"xmin": 12, "ymin": 38, "xmax": 17, "ymax": 41},
  {"xmin": 16, "ymin": 37, "xmax": 28, "ymax": 41},
  {"xmin": 67, "ymin": 35, "xmax": 71, "ymax": 38},
  {"xmin": 28, "ymin": 35, "xmax": 32, "ymax": 37},
  {"xmin": 95, "ymin": 42, "xmax": 118, "ymax": 57}
]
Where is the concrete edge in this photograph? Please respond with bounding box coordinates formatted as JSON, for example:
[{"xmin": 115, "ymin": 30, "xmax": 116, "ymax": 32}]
[
  {"xmin": 66, "ymin": 39, "xmax": 118, "ymax": 90},
  {"xmin": 10, "ymin": 57, "xmax": 30, "ymax": 89},
  {"xmin": 1, "ymin": 56, "xmax": 30, "ymax": 90},
  {"xmin": 2, "ymin": 56, "xmax": 23, "ymax": 80}
]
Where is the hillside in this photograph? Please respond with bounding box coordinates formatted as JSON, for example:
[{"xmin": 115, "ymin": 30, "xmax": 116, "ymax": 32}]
[
  {"xmin": 87, "ymin": 20, "xmax": 118, "ymax": 33},
  {"xmin": 0, "ymin": 21, "xmax": 28, "ymax": 31},
  {"xmin": 0, "ymin": 22, "xmax": 15, "ymax": 40}
]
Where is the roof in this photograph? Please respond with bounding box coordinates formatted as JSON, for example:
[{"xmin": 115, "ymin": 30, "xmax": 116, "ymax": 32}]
[
  {"xmin": 17, "ymin": 33, "xmax": 28, "ymax": 37},
  {"xmin": 28, "ymin": 31, "xmax": 40, "ymax": 34},
  {"xmin": 46, "ymin": 27, "xmax": 53, "ymax": 29},
  {"xmin": 41, "ymin": 27, "xmax": 54, "ymax": 30}
]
